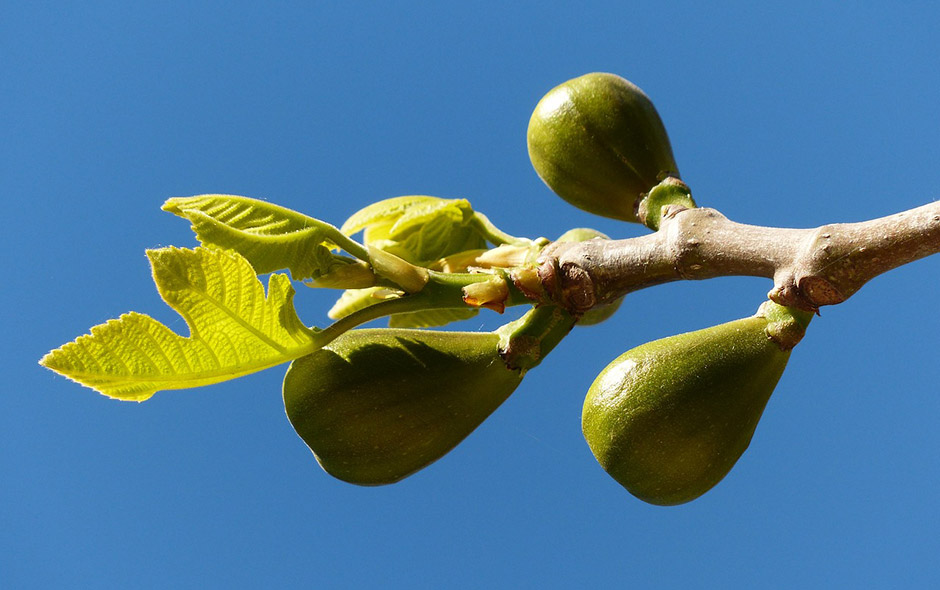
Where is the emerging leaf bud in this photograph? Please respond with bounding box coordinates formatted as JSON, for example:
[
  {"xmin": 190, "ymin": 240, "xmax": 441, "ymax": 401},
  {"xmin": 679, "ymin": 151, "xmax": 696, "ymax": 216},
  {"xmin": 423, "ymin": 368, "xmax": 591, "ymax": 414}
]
[
  {"xmin": 307, "ymin": 261, "xmax": 377, "ymax": 289},
  {"xmin": 367, "ymin": 245, "xmax": 429, "ymax": 293},
  {"xmin": 462, "ymin": 276, "xmax": 510, "ymax": 313}
]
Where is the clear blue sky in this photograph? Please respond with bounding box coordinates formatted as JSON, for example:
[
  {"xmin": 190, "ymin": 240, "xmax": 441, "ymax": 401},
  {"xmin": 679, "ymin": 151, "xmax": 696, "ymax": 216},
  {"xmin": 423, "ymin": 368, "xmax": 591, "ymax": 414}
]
[{"xmin": 4, "ymin": 2, "xmax": 939, "ymax": 587}]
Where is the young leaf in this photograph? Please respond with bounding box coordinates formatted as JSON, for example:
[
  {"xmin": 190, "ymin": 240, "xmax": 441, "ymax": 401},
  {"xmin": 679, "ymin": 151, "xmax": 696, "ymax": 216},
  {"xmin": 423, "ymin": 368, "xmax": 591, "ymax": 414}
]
[
  {"xmin": 387, "ymin": 198, "xmax": 470, "ymax": 239},
  {"xmin": 340, "ymin": 195, "xmax": 486, "ymax": 263},
  {"xmin": 333, "ymin": 195, "xmax": 490, "ymax": 327},
  {"xmin": 327, "ymin": 287, "xmax": 388, "ymax": 320},
  {"xmin": 40, "ymin": 247, "xmax": 318, "ymax": 401},
  {"xmin": 388, "ymin": 307, "xmax": 479, "ymax": 328},
  {"xmin": 326, "ymin": 285, "xmax": 479, "ymax": 328},
  {"xmin": 398, "ymin": 215, "xmax": 485, "ymax": 262},
  {"xmin": 340, "ymin": 195, "xmax": 456, "ymax": 236},
  {"xmin": 162, "ymin": 194, "xmax": 367, "ymax": 280}
]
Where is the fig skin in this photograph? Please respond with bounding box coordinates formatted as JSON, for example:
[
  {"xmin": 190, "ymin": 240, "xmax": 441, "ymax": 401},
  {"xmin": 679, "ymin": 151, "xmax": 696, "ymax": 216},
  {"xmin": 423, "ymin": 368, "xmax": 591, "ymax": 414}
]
[
  {"xmin": 582, "ymin": 315, "xmax": 790, "ymax": 505},
  {"xmin": 283, "ymin": 328, "xmax": 523, "ymax": 485},
  {"xmin": 527, "ymin": 72, "xmax": 679, "ymax": 222}
]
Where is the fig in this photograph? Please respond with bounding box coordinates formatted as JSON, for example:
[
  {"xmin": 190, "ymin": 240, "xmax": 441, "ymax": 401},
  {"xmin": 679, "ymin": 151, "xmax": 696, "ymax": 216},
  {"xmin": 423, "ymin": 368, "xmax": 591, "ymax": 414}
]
[
  {"xmin": 527, "ymin": 72, "xmax": 679, "ymax": 222},
  {"xmin": 582, "ymin": 303, "xmax": 810, "ymax": 505},
  {"xmin": 283, "ymin": 328, "xmax": 523, "ymax": 485}
]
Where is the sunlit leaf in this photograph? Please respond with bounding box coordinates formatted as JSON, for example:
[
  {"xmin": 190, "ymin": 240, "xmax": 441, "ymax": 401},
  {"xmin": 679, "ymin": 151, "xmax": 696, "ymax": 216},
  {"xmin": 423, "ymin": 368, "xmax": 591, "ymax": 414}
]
[
  {"xmin": 340, "ymin": 195, "xmax": 483, "ymax": 262},
  {"xmin": 388, "ymin": 307, "xmax": 479, "ymax": 328},
  {"xmin": 340, "ymin": 195, "xmax": 446, "ymax": 236},
  {"xmin": 162, "ymin": 194, "xmax": 353, "ymax": 280},
  {"xmin": 40, "ymin": 247, "xmax": 319, "ymax": 401},
  {"xmin": 332, "ymin": 195, "xmax": 494, "ymax": 328},
  {"xmin": 387, "ymin": 198, "xmax": 470, "ymax": 239},
  {"xmin": 399, "ymin": 220, "xmax": 486, "ymax": 263},
  {"xmin": 327, "ymin": 288, "xmax": 478, "ymax": 328},
  {"xmin": 327, "ymin": 287, "xmax": 386, "ymax": 320}
]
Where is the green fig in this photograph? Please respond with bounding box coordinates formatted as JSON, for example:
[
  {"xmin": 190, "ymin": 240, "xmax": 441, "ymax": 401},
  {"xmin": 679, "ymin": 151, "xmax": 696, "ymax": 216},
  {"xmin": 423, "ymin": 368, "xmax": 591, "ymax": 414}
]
[
  {"xmin": 582, "ymin": 303, "xmax": 810, "ymax": 505},
  {"xmin": 283, "ymin": 328, "xmax": 524, "ymax": 485},
  {"xmin": 527, "ymin": 72, "xmax": 679, "ymax": 222}
]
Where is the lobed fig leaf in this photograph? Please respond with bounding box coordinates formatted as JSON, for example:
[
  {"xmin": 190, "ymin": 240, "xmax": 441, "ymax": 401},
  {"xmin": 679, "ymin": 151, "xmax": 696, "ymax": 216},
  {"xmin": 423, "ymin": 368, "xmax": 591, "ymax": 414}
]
[
  {"xmin": 582, "ymin": 303, "xmax": 809, "ymax": 505},
  {"xmin": 527, "ymin": 72, "xmax": 679, "ymax": 222},
  {"xmin": 283, "ymin": 328, "xmax": 523, "ymax": 485},
  {"xmin": 40, "ymin": 247, "xmax": 318, "ymax": 401}
]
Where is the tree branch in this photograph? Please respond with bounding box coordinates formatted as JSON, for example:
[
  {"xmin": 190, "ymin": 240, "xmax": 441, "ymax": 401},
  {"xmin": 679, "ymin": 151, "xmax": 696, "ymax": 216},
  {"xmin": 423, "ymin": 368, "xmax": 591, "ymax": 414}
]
[{"xmin": 536, "ymin": 201, "xmax": 940, "ymax": 313}]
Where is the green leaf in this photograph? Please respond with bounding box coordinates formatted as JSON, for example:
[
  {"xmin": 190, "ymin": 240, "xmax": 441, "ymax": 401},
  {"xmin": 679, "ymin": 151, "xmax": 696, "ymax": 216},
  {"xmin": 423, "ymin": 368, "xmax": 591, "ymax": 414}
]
[
  {"xmin": 387, "ymin": 198, "xmax": 470, "ymax": 239},
  {"xmin": 39, "ymin": 247, "xmax": 319, "ymax": 401},
  {"xmin": 339, "ymin": 195, "xmax": 483, "ymax": 262},
  {"xmin": 400, "ymin": 221, "xmax": 486, "ymax": 263},
  {"xmin": 340, "ymin": 195, "xmax": 449, "ymax": 236},
  {"xmin": 331, "ymin": 195, "xmax": 517, "ymax": 328},
  {"xmin": 327, "ymin": 287, "xmax": 478, "ymax": 329},
  {"xmin": 338, "ymin": 195, "xmax": 490, "ymax": 287},
  {"xmin": 162, "ymin": 194, "xmax": 363, "ymax": 280},
  {"xmin": 388, "ymin": 307, "xmax": 479, "ymax": 328},
  {"xmin": 327, "ymin": 287, "xmax": 387, "ymax": 320}
]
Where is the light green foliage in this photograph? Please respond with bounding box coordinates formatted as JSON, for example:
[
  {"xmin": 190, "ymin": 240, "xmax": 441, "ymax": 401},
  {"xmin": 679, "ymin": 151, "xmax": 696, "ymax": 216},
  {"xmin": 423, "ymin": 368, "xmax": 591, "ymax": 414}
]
[
  {"xmin": 326, "ymin": 287, "xmax": 477, "ymax": 328},
  {"xmin": 387, "ymin": 307, "xmax": 479, "ymax": 329},
  {"xmin": 40, "ymin": 247, "xmax": 318, "ymax": 401},
  {"xmin": 163, "ymin": 194, "xmax": 361, "ymax": 281},
  {"xmin": 41, "ymin": 193, "xmax": 532, "ymax": 402},
  {"xmin": 340, "ymin": 195, "xmax": 486, "ymax": 263},
  {"xmin": 327, "ymin": 286, "xmax": 389, "ymax": 319},
  {"xmin": 331, "ymin": 195, "xmax": 493, "ymax": 328}
]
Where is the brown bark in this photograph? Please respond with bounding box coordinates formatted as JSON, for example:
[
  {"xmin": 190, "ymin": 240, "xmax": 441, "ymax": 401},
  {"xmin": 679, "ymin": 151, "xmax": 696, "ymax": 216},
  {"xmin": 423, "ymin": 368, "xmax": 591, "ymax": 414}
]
[{"xmin": 535, "ymin": 201, "xmax": 940, "ymax": 314}]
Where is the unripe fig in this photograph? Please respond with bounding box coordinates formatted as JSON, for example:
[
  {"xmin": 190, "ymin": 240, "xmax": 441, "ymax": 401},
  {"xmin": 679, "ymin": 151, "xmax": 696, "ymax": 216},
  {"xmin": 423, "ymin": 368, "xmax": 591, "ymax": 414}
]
[
  {"xmin": 283, "ymin": 328, "xmax": 523, "ymax": 485},
  {"xmin": 527, "ymin": 72, "xmax": 679, "ymax": 222},
  {"xmin": 582, "ymin": 304, "xmax": 810, "ymax": 505}
]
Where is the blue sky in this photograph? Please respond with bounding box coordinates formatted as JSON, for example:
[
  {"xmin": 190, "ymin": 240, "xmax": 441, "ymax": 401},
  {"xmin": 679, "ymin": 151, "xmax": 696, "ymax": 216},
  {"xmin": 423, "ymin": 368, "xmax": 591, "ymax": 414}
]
[{"xmin": 4, "ymin": 2, "xmax": 939, "ymax": 587}]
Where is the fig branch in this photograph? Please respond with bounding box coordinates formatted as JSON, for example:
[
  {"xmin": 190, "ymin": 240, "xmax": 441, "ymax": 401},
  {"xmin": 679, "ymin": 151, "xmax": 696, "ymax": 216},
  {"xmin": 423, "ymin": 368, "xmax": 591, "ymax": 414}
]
[
  {"xmin": 536, "ymin": 199, "xmax": 940, "ymax": 314},
  {"xmin": 39, "ymin": 71, "xmax": 940, "ymax": 505}
]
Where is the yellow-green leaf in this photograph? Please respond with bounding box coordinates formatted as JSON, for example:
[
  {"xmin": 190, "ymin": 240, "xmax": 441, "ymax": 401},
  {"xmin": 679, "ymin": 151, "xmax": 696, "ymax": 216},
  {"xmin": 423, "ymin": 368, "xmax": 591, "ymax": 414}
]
[
  {"xmin": 327, "ymin": 287, "xmax": 386, "ymax": 320},
  {"xmin": 326, "ymin": 287, "xmax": 478, "ymax": 328},
  {"xmin": 388, "ymin": 198, "xmax": 470, "ymax": 239},
  {"xmin": 162, "ymin": 194, "xmax": 366, "ymax": 280},
  {"xmin": 388, "ymin": 308, "xmax": 479, "ymax": 328},
  {"xmin": 340, "ymin": 195, "xmax": 446, "ymax": 236},
  {"xmin": 40, "ymin": 247, "xmax": 319, "ymax": 401}
]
